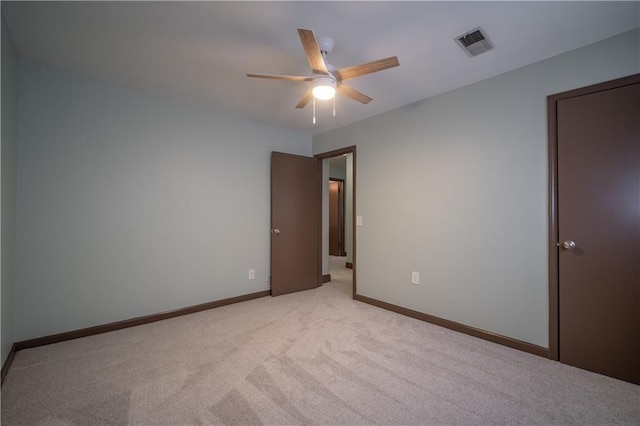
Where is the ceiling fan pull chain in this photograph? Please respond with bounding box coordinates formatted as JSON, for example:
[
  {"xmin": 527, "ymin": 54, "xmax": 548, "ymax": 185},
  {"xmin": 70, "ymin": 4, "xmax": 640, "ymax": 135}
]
[
  {"xmin": 312, "ymin": 97, "xmax": 316, "ymax": 124},
  {"xmin": 333, "ymin": 96, "xmax": 336, "ymax": 117}
]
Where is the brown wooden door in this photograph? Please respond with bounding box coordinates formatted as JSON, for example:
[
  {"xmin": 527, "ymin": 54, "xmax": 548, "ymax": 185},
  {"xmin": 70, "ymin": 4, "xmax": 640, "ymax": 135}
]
[
  {"xmin": 556, "ymin": 78, "xmax": 639, "ymax": 384},
  {"xmin": 271, "ymin": 152, "xmax": 320, "ymax": 296},
  {"xmin": 328, "ymin": 179, "xmax": 344, "ymax": 256}
]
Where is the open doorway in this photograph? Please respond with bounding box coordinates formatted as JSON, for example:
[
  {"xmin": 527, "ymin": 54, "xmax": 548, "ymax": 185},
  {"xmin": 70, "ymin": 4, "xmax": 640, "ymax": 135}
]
[
  {"xmin": 315, "ymin": 146, "xmax": 356, "ymax": 298},
  {"xmin": 328, "ymin": 178, "xmax": 345, "ymax": 257}
]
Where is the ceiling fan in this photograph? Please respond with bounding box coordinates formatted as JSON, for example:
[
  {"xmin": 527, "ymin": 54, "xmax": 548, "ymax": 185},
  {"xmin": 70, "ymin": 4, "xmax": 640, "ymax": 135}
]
[{"xmin": 247, "ymin": 28, "xmax": 400, "ymax": 112}]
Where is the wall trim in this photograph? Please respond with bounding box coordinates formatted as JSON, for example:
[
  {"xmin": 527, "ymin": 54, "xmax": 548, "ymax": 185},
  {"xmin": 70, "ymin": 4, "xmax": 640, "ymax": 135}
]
[
  {"xmin": 322, "ymin": 274, "xmax": 331, "ymax": 283},
  {"xmin": 355, "ymin": 294, "xmax": 549, "ymax": 358},
  {"xmin": 2, "ymin": 290, "xmax": 270, "ymax": 382},
  {"xmin": 1, "ymin": 344, "xmax": 17, "ymax": 385}
]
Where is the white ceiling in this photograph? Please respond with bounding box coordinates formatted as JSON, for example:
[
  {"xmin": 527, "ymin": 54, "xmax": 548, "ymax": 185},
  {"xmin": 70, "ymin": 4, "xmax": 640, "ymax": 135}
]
[{"xmin": 3, "ymin": 1, "xmax": 639, "ymax": 135}]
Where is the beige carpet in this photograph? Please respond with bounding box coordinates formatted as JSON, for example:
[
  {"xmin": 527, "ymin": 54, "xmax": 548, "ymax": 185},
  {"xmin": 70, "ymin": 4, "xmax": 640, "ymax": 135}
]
[{"xmin": 2, "ymin": 259, "xmax": 639, "ymax": 425}]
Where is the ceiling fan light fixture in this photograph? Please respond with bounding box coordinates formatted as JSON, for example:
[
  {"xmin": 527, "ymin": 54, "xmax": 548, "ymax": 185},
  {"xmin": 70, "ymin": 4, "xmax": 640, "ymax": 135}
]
[{"xmin": 312, "ymin": 76, "xmax": 336, "ymax": 100}]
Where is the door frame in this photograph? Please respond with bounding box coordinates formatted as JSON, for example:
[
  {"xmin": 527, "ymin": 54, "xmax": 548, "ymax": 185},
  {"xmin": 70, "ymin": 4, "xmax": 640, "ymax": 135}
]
[
  {"xmin": 315, "ymin": 146, "xmax": 357, "ymax": 298},
  {"xmin": 547, "ymin": 73, "xmax": 640, "ymax": 361}
]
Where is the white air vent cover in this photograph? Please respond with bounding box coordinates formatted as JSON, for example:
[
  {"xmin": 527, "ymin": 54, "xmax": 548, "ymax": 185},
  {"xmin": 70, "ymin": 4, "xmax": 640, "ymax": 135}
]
[{"xmin": 455, "ymin": 27, "xmax": 494, "ymax": 57}]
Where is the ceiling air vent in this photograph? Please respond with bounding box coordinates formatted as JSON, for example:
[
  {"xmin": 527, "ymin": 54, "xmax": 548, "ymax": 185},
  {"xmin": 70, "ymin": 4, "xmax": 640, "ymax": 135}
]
[{"xmin": 455, "ymin": 27, "xmax": 494, "ymax": 57}]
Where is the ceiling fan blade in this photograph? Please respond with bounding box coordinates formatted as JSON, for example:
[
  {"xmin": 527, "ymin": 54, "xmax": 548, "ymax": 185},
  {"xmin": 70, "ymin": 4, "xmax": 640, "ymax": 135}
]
[
  {"xmin": 334, "ymin": 56, "xmax": 400, "ymax": 82},
  {"xmin": 297, "ymin": 28, "xmax": 329, "ymax": 75},
  {"xmin": 247, "ymin": 73, "xmax": 313, "ymax": 82},
  {"xmin": 337, "ymin": 84, "xmax": 373, "ymax": 105},
  {"xmin": 295, "ymin": 89, "xmax": 314, "ymax": 109}
]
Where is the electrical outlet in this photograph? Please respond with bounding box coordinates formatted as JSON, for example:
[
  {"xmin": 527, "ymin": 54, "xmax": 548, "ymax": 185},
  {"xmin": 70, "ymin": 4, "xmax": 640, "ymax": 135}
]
[
  {"xmin": 248, "ymin": 269, "xmax": 255, "ymax": 280},
  {"xmin": 411, "ymin": 271, "xmax": 420, "ymax": 285}
]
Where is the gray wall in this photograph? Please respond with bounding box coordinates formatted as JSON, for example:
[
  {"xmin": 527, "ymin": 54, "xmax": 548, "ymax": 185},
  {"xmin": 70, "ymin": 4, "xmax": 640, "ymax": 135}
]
[
  {"xmin": 1, "ymin": 14, "xmax": 19, "ymax": 365},
  {"xmin": 313, "ymin": 29, "xmax": 640, "ymax": 348},
  {"xmin": 15, "ymin": 59, "xmax": 312, "ymax": 341},
  {"xmin": 344, "ymin": 154, "xmax": 353, "ymax": 264},
  {"xmin": 329, "ymin": 157, "xmax": 346, "ymax": 180},
  {"xmin": 321, "ymin": 160, "xmax": 329, "ymax": 275}
]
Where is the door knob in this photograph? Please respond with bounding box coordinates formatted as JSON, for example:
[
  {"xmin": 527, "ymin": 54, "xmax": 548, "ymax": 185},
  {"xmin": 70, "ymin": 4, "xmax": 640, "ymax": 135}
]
[
  {"xmin": 271, "ymin": 228, "xmax": 281, "ymax": 235},
  {"xmin": 562, "ymin": 240, "xmax": 576, "ymax": 250}
]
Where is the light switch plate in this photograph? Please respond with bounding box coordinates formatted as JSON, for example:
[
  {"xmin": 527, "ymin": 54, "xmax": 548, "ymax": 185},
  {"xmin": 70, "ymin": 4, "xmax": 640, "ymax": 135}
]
[{"xmin": 356, "ymin": 216, "xmax": 363, "ymax": 226}]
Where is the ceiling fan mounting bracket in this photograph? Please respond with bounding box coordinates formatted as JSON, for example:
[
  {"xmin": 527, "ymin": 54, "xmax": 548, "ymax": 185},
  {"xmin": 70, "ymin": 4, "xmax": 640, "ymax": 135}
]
[{"xmin": 316, "ymin": 36, "xmax": 335, "ymax": 54}]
